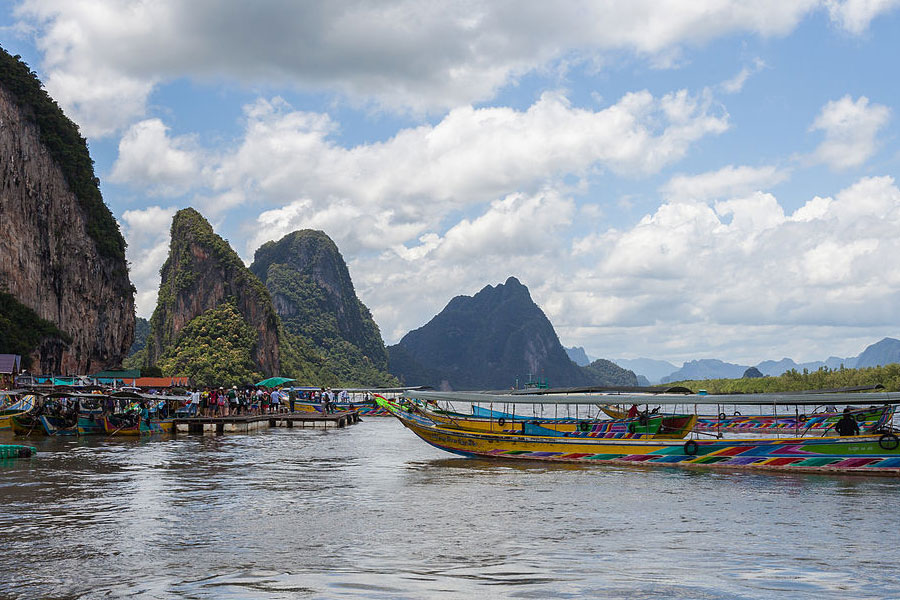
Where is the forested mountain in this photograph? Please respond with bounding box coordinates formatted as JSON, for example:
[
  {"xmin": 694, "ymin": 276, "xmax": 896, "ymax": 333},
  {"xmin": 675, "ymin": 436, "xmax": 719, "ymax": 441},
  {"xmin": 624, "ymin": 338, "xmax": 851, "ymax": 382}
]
[
  {"xmin": 141, "ymin": 208, "xmax": 327, "ymax": 386},
  {"xmin": 582, "ymin": 359, "xmax": 639, "ymax": 386},
  {"xmin": 250, "ymin": 230, "xmax": 397, "ymax": 386},
  {"xmin": 388, "ymin": 277, "xmax": 636, "ymax": 390},
  {"xmin": 0, "ymin": 46, "xmax": 134, "ymax": 372}
]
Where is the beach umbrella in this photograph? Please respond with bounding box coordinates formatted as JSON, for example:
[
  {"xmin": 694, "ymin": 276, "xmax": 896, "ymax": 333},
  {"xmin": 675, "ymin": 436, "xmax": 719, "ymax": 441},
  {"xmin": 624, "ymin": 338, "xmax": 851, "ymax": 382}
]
[{"xmin": 255, "ymin": 376, "xmax": 296, "ymax": 388}]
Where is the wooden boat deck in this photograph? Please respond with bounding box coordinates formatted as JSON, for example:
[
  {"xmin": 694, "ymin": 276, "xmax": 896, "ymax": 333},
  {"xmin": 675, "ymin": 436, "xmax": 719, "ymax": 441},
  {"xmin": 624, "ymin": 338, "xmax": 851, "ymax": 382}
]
[{"xmin": 171, "ymin": 410, "xmax": 361, "ymax": 434}]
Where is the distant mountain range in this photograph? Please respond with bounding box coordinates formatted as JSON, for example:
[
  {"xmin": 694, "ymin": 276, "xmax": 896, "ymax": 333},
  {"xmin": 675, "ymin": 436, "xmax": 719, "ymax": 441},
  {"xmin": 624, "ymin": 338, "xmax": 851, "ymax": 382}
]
[{"xmin": 613, "ymin": 337, "xmax": 900, "ymax": 384}]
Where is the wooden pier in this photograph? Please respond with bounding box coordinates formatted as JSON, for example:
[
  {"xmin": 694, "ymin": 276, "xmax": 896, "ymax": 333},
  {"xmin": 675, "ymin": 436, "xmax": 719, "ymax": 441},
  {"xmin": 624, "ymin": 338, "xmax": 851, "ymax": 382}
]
[{"xmin": 171, "ymin": 410, "xmax": 360, "ymax": 435}]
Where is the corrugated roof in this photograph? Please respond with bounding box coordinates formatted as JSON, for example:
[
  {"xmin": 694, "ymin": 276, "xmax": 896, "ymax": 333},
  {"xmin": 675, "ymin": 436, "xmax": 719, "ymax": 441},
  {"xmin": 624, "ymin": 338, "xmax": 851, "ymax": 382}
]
[
  {"xmin": 0, "ymin": 354, "xmax": 21, "ymax": 374},
  {"xmin": 132, "ymin": 377, "xmax": 190, "ymax": 388},
  {"xmin": 92, "ymin": 369, "xmax": 141, "ymax": 379}
]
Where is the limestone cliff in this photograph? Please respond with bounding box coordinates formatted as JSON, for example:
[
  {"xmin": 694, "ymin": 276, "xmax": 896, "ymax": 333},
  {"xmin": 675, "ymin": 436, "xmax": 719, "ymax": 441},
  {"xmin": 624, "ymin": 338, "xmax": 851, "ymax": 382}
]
[
  {"xmin": 250, "ymin": 230, "xmax": 396, "ymax": 386},
  {"xmin": 0, "ymin": 47, "xmax": 134, "ymax": 373},
  {"xmin": 145, "ymin": 208, "xmax": 281, "ymax": 376}
]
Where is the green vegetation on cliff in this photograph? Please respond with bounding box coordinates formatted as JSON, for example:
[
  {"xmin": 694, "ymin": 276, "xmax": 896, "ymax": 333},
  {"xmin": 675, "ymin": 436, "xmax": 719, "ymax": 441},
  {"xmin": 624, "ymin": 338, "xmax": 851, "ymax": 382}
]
[
  {"xmin": 147, "ymin": 208, "xmax": 279, "ymax": 365},
  {"xmin": 128, "ymin": 317, "xmax": 150, "ymax": 357},
  {"xmin": 157, "ymin": 301, "xmax": 262, "ymax": 387},
  {"xmin": 0, "ymin": 46, "xmax": 126, "ymax": 263},
  {"xmin": 581, "ymin": 359, "xmax": 638, "ymax": 387},
  {"xmin": 671, "ymin": 364, "xmax": 900, "ymax": 393},
  {"xmin": 0, "ymin": 292, "xmax": 71, "ymax": 368},
  {"xmin": 251, "ymin": 230, "xmax": 397, "ymax": 387}
]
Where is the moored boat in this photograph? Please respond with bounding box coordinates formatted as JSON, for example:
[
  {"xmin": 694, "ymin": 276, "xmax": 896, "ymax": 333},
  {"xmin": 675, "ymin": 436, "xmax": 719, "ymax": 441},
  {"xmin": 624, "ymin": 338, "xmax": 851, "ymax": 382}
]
[
  {"xmin": 378, "ymin": 390, "xmax": 900, "ymax": 476},
  {"xmin": 0, "ymin": 394, "xmax": 36, "ymax": 429},
  {"xmin": 416, "ymin": 402, "xmax": 695, "ymax": 439},
  {"xmin": 102, "ymin": 409, "xmax": 174, "ymax": 436}
]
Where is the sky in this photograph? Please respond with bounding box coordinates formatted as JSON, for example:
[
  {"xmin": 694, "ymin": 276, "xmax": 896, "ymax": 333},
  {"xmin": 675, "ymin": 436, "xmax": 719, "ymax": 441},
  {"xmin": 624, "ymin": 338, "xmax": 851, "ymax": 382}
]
[{"xmin": 3, "ymin": 0, "xmax": 900, "ymax": 367}]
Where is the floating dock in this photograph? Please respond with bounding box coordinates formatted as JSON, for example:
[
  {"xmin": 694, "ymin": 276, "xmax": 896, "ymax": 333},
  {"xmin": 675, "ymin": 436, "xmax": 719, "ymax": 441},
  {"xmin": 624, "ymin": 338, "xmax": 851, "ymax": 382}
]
[{"xmin": 172, "ymin": 410, "xmax": 360, "ymax": 435}]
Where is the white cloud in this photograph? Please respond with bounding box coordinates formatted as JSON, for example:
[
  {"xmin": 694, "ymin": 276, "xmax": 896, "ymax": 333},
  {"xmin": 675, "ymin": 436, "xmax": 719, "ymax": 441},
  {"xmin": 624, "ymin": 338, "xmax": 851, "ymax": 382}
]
[
  {"xmin": 809, "ymin": 95, "xmax": 891, "ymax": 170},
  {"xmin": 555, "ymin": 176, "xmax": 900, "ymax": 362},
  {"xmin": 110, "ymin": 119, "xmax": 202, "ymax": 195},
  {"xmin": 825, "ymin": 0, "xmax": 900, "ymax": 34},
  {"xmin": 120, "ymin": 205, "xmax": 176, "ymax": 317},
  {"xmin": 209, "ymin": 89, "xmax": 727, "ymax": 254},
  {"xmin": 14, "ymin": 0, "xmax": 822, "ymax": 135},
  {"xmin": 661, "ymin": 164, "xmax": 789, "ymax": 202},
  {"xmin": 719, "ymin": 57, "xmax": 766, "ymax": 93}
]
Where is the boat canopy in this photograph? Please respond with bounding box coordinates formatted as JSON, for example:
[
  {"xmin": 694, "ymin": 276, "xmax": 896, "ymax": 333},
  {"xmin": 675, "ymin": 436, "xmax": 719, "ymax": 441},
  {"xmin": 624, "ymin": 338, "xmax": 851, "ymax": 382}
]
[{"xmin": 404, "ymin": 390, "xmax": 900, "ymax": 407}]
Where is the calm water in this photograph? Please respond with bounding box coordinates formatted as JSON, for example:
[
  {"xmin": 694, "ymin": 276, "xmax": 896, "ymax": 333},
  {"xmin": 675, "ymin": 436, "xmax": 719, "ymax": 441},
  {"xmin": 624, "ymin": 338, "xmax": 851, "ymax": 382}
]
[{"xmin": 2, "ymin": 419, "xmax": 899, "ymax": 599}]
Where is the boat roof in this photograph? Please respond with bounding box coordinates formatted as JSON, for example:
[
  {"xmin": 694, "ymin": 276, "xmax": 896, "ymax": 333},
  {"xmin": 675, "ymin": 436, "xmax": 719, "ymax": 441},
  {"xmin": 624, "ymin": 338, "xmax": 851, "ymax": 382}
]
[
  {"xmin": 35, "ymin": 390, "xmax": 189, "ymax": 401},
  {"xmin": 404, "ymin": 389, "xmax": 900, "ymax": 406}
]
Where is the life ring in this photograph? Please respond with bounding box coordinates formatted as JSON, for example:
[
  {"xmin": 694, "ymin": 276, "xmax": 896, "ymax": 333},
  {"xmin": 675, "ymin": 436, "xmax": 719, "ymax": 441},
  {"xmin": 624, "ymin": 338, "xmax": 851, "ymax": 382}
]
[
  {"xmin": 497, "ymin": 417, "xmax": 506, "ymax": 427},
  {"xmin": 684, "ymin": 440, "xmax": 699, "ymax": 456},
  {"xmin": 578, "ymin": 421, "xmax": 590, "ymax": 432},
  {"xmin": 878, "ymin": 433, "xmax": 899, "ymax": 450},
  {"xmin": 718, "ymin": 412, "xmax": 727, "ymax": 421}
]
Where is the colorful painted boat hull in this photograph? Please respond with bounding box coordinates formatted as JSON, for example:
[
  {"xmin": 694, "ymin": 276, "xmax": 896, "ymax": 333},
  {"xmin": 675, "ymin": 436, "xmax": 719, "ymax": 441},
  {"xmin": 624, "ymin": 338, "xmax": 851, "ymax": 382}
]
[
  {"xmin": 377, "ymin": 397, "xmax": 900, "ymax": 475},
  {"xmin": 291, "ymin": 400, "xmax": 390, "ymax": 417},
  {"xmin": 101, "ymin": 415, "xmax": 173, "ymax": 436},
  {"xmin": 39, "ymin": 414, "xmax": 78, "ymax": 436},
  {"xmin": 0, "ymin": 395, "xmax": 36, "ymax": 430}
]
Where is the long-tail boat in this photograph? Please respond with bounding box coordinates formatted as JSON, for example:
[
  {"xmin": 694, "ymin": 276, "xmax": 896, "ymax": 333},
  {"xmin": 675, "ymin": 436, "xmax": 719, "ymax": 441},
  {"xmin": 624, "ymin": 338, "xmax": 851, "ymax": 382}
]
[
  {"xmin": 102, "ymin": 398, "xmax": 177, "ymax": 436},
  {"xmin": 0, "ymin": 394, "xmax": 36, "ymax": 430},
  {"xmin": 377, "ymin": 390, "xmax": 900, "ymax": 476},
  {"xmin": 417, "ymin": 402, "xmax": 695, "ymax": 439},
  {"xmin": 287, "ymin": 386, "xmax": 425, "ymax": 417}
]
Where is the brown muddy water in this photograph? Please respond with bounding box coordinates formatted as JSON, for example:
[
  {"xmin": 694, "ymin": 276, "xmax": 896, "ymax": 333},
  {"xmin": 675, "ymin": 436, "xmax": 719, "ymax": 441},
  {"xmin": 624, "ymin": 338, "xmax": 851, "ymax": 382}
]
[{"xmin": 1, "ymin": 418, "xmax": 899, "ymax": 599}]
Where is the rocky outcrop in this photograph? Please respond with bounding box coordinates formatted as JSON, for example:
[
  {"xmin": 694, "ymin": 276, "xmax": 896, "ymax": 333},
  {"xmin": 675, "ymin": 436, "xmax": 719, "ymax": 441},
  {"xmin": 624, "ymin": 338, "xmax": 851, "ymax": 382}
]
[
  {"xmin": 0, "ymin": 48, "xmax": 134, "ymax": 373},
  {"xmin": 389, "ymin": 277, "xmax": 596, "ymax": 390},
  {"xmin": 145, "ymin": 208, "xmax": 281, "ymax": 376},
  {"xmin": 250, "ymin": 230, "xmax": 396, "ymax": 386}
]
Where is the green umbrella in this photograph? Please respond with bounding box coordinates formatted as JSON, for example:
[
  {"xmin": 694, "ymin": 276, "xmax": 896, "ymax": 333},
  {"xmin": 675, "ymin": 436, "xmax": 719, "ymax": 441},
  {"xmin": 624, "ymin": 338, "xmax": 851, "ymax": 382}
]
[{"xmin": 255, "ymin": 376, "xmax": 296, "ymax": 388}]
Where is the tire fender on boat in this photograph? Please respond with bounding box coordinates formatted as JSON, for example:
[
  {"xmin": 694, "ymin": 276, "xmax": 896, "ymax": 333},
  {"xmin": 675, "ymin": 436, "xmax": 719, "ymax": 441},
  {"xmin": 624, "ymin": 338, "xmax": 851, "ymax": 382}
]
[
  {"xmin": 578, "ymin": 421, "xmax": 590, "ymax": 432},
  {"xmin": 878, "ymin": 433, "xmax": 899, "ymax": 450},
  {"xmin": 684, "ymin": 440, "xmax": 699, "ymax": 456},
  {"xmin": 717, "ymin": 412, "xmax": 726, "ymax": 421},
  {"xmin": 497, "ymin": 417, "xmax": 505, "ymax": 427}
]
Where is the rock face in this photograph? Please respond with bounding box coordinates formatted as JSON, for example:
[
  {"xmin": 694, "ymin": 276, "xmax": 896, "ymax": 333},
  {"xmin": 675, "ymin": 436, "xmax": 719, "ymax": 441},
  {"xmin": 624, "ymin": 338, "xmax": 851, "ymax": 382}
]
[
  {"xmin": 854, "ymin": 337, "xmax": 900, "ymax": 368},
  {"xmin": 145, "ymin": 208, "xmax": 280, "ymax": 376},
  {"xmin": 0, "ymin": 48, "xmax": 134, "ymax": 373},
  {"xmin": 250, "ymin": 230, "xmax": 395, "ymax": 386},
  {"xmin": 389, "ymin": 277, "xmax": 598, "ymax": 390}
]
